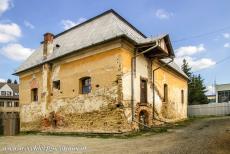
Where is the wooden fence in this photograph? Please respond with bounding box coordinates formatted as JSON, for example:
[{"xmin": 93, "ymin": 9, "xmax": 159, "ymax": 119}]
[
  {"xmin": 0, "ymin": 112, "xmax": 20, "ymax": 136},
  {"xmin": 188, "ymin": 102, "xmax": 230, "ymax": 117}
]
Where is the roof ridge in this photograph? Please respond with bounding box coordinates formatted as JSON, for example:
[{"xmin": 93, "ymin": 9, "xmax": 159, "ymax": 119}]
[{"xmin": 41, "ymin": 9, "xmax": 146, "ymax": 44}]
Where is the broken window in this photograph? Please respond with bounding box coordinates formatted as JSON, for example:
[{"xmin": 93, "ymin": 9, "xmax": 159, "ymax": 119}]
[
  {"xmin": 80, "ymin": 77, "xmax": 91, "ymax": 94},
  {"xmin": 31, "ymin": 88, "xmax": 38, "ymax": 102},
  {"xmin": 181, "ymin": 90, "xmax": 184, "ymax": 104},
  {"xmin": 53, "ymin": 80, "xmax": 60, "ymax": 90},
  {"xmin": 163, "ymin": 84, "xmax": 168, "ymax": 102}
]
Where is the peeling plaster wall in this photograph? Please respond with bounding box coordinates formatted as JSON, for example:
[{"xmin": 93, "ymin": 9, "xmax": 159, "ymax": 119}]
[
  {"xmin": 19, "ymin": 39, "xmax": 188, "ymax": 132},
  {"xmin": 19, "ymin": 40, "xmax": 133, "ymax": 132}
]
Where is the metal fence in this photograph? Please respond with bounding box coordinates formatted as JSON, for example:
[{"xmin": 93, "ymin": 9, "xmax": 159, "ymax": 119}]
[
  {"xmin": 0, "ymin": 112, "xmax": 20, "ymax": 136},
  {"xmin": 188, "ymin": 102, "xmax": 230, "ymax": 117}
]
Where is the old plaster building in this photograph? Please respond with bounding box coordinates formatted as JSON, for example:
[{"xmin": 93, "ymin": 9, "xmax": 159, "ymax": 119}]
[{"xmin": 15, "ymin": 10, "xmax": 188, "ymax": 132}]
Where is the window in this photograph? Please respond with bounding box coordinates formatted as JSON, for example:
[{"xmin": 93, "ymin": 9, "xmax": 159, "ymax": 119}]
[
  {"xmin": 14, "ymin": 102, "xmax": 19, "ymax": 107},
  {"xmin": 181, "ymin": 90, "xmax": 184, "ymax": 104},
  {"xmin": 218, "ymin": 90, "xmax": 230, "ymax": 103},
  {"xmin": 0, "ymin": 101, "xmax": 4, "ymax": 107},
  {"xmin": 80, "ymin": 77, "xmax": 91, "ymax": 94},
  {"xmin": 6, "ymin": 91, "xmax": 12, "ymax": 96},
  {"xmin": 31, "ymin": 88, "xmax": 38, "ymax": 102},
  {"xmin": 53, "ymin": 80, "xmax": 60, "ymax": 90},
  {"xmin": 1, "ymin": 91, "xmax": 6, "ymax": 96},
  {"xmin": 7, "ymin": 101, "xmax": 12, "ymax": 107},
  {"xmin": 163, "ymin": 84, "xmax": 168, "ymax": 102}
]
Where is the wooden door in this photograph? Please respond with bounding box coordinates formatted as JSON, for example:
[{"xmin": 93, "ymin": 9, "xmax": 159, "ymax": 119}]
[{"xmin": 140, "ymin": 79, "xmax": 147, "ymax": 103}]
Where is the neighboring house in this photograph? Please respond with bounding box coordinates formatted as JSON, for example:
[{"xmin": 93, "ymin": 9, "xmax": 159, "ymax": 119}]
[
  {"xmin": 0, "ymin": 82, "xmax": 19, "ymax": 112},
  {"xmin": 14, "ymin": 9, "xmax": 188, "ymax": 132},
  {"xmin": 215, "ymin": 83, "xmax": 230, "ymax": 103},
  {"xmin": 207, "ymin": 95, "xmax": 216, "ymax": 103}
]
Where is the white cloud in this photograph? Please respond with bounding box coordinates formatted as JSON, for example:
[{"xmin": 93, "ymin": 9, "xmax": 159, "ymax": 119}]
[
  {"xmin": 0, "ymin": 23, "xmax": 21, "ymax": 43},
  {"xmin": 175, "ymin": 44, "xmax": 216, "ymax": 71},
  {"xmin": 175, "ymin": 56, "xmax": 216, "ymax": 71},
  {"xmin": 61, "ymin": 17, "xmax": 87, "ymax": 30},
  {"xmin": 0, "ymin": 78, "xmax": 6, "ymax": 82},
  {"xmin": 223, "ymin": 33, "xmax": 230, "ymax": 39},
  {"xmin": 206, "ymin": 85, "xmax": 215, "ymax": 95},
  {"xmin": 176, "ymin": 44, "xmax": 205, "ymax": 57},
  {"xmin": 1, "ymin": 43, "xmax": 34, "ymax": 61},
  {"xmin": 155, "ymin": 9, "xmax": 173, "ymax": 19},
  {"xmin": 0, "ymin": 0, "xmax": 12, "ymax": 16},
  {"xmin": 224, "ymin": 43, "xmax": 230, "ymax": 48},
  {"xmin": 24, "ymin": 20, "xmax": 35, "ymax": 29}
]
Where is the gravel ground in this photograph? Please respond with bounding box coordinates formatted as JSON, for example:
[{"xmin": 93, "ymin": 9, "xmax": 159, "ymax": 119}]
[{"xmin": 0, "ymin": 116, "xmax": 229, "ymax": 154}]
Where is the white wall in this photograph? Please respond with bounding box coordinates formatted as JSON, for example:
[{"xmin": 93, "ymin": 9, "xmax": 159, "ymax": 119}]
[
  {"xmin": 188, "ymin": 102, "xmax": 230, "ymax": 116},
  {"xmin": 0, "ymin": 84, "xmax": 13, "ymax": 96}
]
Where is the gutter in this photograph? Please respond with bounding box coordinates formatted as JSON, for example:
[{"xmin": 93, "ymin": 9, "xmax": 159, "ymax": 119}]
[{"xmin": 131, "ymin": 42, "xmax": 159, "ymax": 122}]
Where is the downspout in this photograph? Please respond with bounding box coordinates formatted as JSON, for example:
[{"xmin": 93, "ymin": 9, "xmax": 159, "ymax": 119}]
[
  {"xmin": 131, "ymin": 43, "xmax": 159, "ymax": 122},
  {"xmin": 152, "ymin": 58, "xmax": 174, "ymax": 121}
]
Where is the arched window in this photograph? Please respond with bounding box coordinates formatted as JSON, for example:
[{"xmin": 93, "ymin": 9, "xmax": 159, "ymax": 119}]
[
  {"xmin": 163, "ymin": 84, "xmax": 168, "ymax": 102},
  {"xmin": 80, "ymin": 77, "xmax": 91, "ymax": 94}
]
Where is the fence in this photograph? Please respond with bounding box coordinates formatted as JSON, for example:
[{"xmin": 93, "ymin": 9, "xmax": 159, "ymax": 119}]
[
  {"xmin": 0, "ymin": 112, "xmax": 20, "ymax": 136},
  {"xmin": 188, "ymin": 102, "xmax": 230, "ymax": 117}
]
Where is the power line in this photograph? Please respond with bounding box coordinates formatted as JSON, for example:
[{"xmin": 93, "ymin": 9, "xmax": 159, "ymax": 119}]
[
  {"xmin": 194, "ymin": 54, "xmax": 230, "ymax": 73},
  {"xmin": 171, "ymin": 25, "xmax": 230, "ymax": 43}
]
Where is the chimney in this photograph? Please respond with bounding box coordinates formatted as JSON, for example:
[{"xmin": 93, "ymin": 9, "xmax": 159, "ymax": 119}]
[{"xmin": 43, "ymin": 32, "xmax": 54, "ymax": 59}]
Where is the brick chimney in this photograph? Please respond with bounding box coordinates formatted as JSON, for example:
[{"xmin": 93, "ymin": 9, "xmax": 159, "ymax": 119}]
[{"xmin": 43, "ymin": 32, "xmax": 54, "ymax": 59}]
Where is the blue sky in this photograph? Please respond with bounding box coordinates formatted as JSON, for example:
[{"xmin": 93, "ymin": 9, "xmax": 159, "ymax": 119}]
[{"xmin": 0, "ymin": 0, "xmax": 230, "ymax": 94}]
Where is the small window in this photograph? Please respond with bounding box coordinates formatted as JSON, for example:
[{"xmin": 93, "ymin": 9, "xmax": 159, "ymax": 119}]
[
  {"xmin": 6, "ymin": 91, "xmax": 12, "ymax": 96},
  {"xmin": 1, "ymin": 91, "xmax": 6, "ymax": 96},
  {"xmin": 181, "ymin": 90, "xmax": 184, "ymax": 104},
  {"xmin": 53, "ymin": 80, "xmax": 60, "ymax": 90},
  {"xmin": 31, "ymin": 88, "xmax": 38, "ymax": 102},
  {"xmin": 14, "ymin": 102, "xmax": 19, "ymax": 107},
  {"xmin": 163, "ymin": 84, "xmax": 168, "ymax": 102},
  {"xmin": 7, "ymin": 101, "xmax": 12, "ymax": 107},
  {"xmin": 80, "ymin": 77, "xmax": 91, "ymax": 94},
  {"xmin": 0, "ymin": 101, "xmax": 4, "ymax": 107}
]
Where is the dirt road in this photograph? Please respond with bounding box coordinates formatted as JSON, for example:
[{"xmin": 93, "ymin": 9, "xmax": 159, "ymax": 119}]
[{"xmin": 0, "ymin": 116, "xmax": 229, "ymax": 154}]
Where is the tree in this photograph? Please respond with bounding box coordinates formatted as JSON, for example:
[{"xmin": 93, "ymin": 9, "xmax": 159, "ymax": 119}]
[
  {"xmin": 181, "ymin": 59, "xmax": 192, "ymax": 78},
  {"xmin": 14, "ymin": 80, "xmax": 18, "ymax": 84},
  {"xmin": 7, "ymin": 79, "xmax": 12, "ymax": 84},
  {"xmin": 181, "ymin": 59, "xmax": 208, "ymax": 105}
]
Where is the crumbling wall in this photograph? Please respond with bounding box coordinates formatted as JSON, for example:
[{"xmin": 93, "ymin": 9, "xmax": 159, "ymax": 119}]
[{"xmin": 20, "ymin": 46, "xmax": 133, "ymax": 133}]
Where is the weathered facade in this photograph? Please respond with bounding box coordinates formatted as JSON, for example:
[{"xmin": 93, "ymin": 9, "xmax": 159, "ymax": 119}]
[{"xmin": 15, "ymin": 10, "xmax": 188, "ymax": 133}]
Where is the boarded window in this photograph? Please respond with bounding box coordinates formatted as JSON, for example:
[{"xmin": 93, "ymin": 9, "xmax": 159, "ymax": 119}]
[
  {"xmin": 163, "ymin": 84, "xmax": 168, "ymax": 102},
  {"xmin": 181, "ymin": 90, "xmax": 184, "ymax": 104},
  {"xmin": 140, "ymin": 79, "xmax": 147, "ymax": 103},
  {"xmin": 31, "ymin": 88, "xmax": 38, "ymax": 102},
  {"xmin": 80, "ymin": 77, "xmax": 91, "ymax": 94},
  {"xmin": 53, "ymin": 80, "xmax": 60, "ymax": 90}
]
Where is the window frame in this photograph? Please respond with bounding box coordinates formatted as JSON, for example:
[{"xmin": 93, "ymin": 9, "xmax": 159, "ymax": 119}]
[
  {"xmin": 31, "ymin": 88, "xmax": 38, "ymax": 102},
  {"xmin": 80, "ymin": 77, "xmax": 91, "ymax": 94},
  {"xmin": 53, "ymin": 80, "xmax": 60, "ymax": 90}
]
